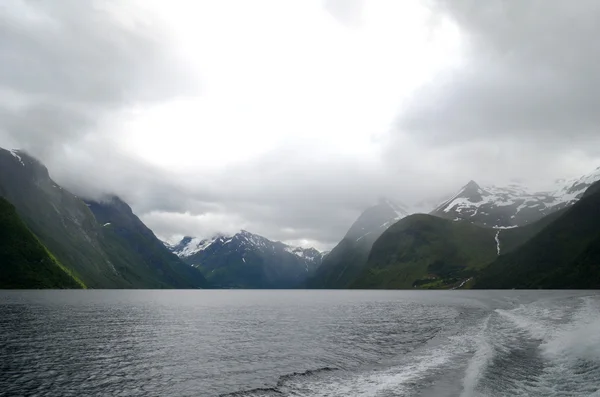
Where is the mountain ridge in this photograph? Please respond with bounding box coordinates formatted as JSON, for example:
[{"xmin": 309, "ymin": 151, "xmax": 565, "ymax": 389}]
[
  {"xmin": 4, "ymin": 145, "xmax": 600, "ymax": 290},
  {"xmin": 431, "ymin": 167, "xmax": 600, "ymax": 227},
  {"xmin": 306, "ymin": 198, "xmax": 409, "ymax": 289},
  {"xmin": 167, "ymin": 229, "xmax": 324, "ymax": 288},
  {"xmin": 0, "ymin": 148, "xmax": 208, "ymax": 289}
]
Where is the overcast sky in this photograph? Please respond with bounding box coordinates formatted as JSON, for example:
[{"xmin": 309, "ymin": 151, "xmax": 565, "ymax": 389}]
[{"xmin": 2, "ymin": 0, "xmax": 600, "ymax": 249}]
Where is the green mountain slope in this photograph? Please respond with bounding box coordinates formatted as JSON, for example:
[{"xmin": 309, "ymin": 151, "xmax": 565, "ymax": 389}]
[
  {"xmin": 0, "ymin": 197, "xmax": 83, "ymax": 289},
  {"xmin": 0, "ymin": 148, "xmax": 124, "ymax": 288},
  {"xmin": 352, "ymin": 214, "xmax": 498, "ymax": 289},
  {"xmin": 0, "ymin": 148, "xmax": 207, "ymax": 289},
  {"xmin": 496, "ymin": 208, "xmax": 566, "ymax": 255},
  {"xmin": 475, "ymin": 181, "xmax": 600, "ymax": 289},
  {"xmin": 306, "ymin": 237, "xmax": 374, "ymax": 289},
  {"xmin": 307, "ymin": 200, "xmax": 407, "ymax": 289},
  {"xmin": 86, "ymin": 198, "xmax": 209, "ymax": 289}
]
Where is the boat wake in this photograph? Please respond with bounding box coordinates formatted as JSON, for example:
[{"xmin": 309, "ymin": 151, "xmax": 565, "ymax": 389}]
[
  {"xmin": 463, "ymin": 295, "xmax": 600, "ymax": 396},
  {"xmin": 225, "ymin": 294, "xmax": 600, "ymax": 397}
]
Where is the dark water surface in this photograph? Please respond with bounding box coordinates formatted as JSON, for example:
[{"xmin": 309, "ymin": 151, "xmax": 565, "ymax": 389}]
[{"xmin": 1, "ymin": 290, "xmax": 599, "ymax": 396}]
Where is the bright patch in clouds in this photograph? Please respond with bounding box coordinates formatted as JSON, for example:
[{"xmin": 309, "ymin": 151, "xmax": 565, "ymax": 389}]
[
  {"xmin": 3, "ymin": 0, "xmax": 599, "ymax": 248},
  {"xmin": 121, "ymin": 0, "xmax": 463, "ymax": 171}
]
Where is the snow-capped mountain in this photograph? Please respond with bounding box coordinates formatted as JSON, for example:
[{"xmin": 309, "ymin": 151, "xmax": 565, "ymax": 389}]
[
  {"xmin": 167, "ymin": 236, "xmax": 220, "ymax": 258},
  {"xmin": 165, "ymin": 230, "xmax": 325, "ymax": 288},
  {"xmin": 547, "ymin": 166, "xmax": 600, "ymax": 207},
  {"xmin": 431, "ymin": 166, "xmax": 600, "ymax": 227}
]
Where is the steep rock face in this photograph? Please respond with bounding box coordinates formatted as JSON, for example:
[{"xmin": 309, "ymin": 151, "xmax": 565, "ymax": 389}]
[
  {"xmin": 0, "ymin": 197, "xmax": 83, "ymax": 289},
  {"xmin": 475, "ymin": 180, "xmax": 600, "ymax": 289},
  {"xmin": 85, "ymin": 197, "xmax": 209, "ymax": 289},
  {"xmin": 0, "ymin": 148, "xmax": 122, "ymax": 287},
  {"xmin": 0, "ymin": 148, "xmax": 208, "ymax": 289},
  {"xmin": 431, "ymin": 167, "xmax": 600, "ymax": 228},
  {"xmin": 306, "ymin": 198, "xmax": 409, "ymax": 288},
  {"xmin": 168, "ymin": 230, "xmax": 323, "ymax": 288}
]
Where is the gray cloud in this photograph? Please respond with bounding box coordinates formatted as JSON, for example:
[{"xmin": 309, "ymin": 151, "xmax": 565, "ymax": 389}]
[
  {"xmin": 137, "ymin": 144, "xmax": 388, "ymax": 247},
  {"xmin": 397, "ymin": 0, "xmax": 600, "ymax": 150},
  {"xmin": 0, "ymin": 0, "xmax": 196, "ymax": 155},
  {"xmin": 2, "ymin": 0, "xmax": 600, "ymax": 250},
  {"xmin": 0, "ymin": 0, "xmax": 208, "ymax": 239}
]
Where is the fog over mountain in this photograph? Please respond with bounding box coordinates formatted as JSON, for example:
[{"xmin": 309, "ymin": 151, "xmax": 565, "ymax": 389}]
[{"xmin": 1, "ymin": 0, "xmax": 599, "ymax": 249}]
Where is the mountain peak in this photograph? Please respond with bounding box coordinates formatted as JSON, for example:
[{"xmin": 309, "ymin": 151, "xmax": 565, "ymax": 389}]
[
  {"xmin": 449, "ymin": 180, "xmax": 486, "ymax": 203},
  {"xmin": 0, "ymin": 147, "xmax": 50, "ymax": 179},
  {"xmin": 165, "ymin": 230, "xmax": 324, "ymax": 288},
  {"xmin": 377, "ymin": 197, "xmax": 410, "ymax": 217},
  {"xmin": 181, "ymin": 236, "xmax": 194, "ymax": 244},
  {"xmin": 432, "ymin": 165, "xmax": 600, "ymax": 228},
  {"xmin": 344, "ymin": 199, "xmax": 409, "ymax": 241},
  {"xmin": 465, "ymin": 180, "xmax": 480, "ymax": 188},
  {"xmin": 462, "ymin": 180, "xmax": 483, "ymax": 194}
]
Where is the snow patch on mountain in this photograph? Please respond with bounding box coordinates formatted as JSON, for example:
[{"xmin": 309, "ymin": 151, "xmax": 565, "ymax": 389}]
[
  {"xmin": 546, "ymin": 166, "xmax": 600, "ymax": 207},
  {"xmin": 442, "ymin": 183, "xmax": 548, "ymax": 214},
  {"xmin": 169, "ymin": 236, "xmax": 220, "ymax": 258},
  {"xmin": 9, "ymin": 150, "xmax": 25, "ymax": 166},
  {"xmin": 168, "ymin": 230, "xmax": 323, "ymax": 263},
  {"xmin": 285, "ymin": 246, "xmax": 309, "ymax": 259},
  {"xmin": 433, "ymin": 166, "xmax": 600, "ymax": 227}
]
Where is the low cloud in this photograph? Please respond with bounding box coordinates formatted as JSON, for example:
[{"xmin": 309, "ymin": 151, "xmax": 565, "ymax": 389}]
[{"xmin": 2, "ymin": 1, "xmax": 600, "ymax": 249}]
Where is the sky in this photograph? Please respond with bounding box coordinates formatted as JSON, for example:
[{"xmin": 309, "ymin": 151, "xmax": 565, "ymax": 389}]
[{"xmin": 1, "ymin": 0, "xmax": 600, "ymax": 250}]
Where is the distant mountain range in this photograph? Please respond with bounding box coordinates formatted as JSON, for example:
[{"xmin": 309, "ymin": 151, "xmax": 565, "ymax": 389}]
[
  {"xmin": 309, "ymin": 167, "xmax": 600, "ymax": 290},
  {"xmin": 431, "ymin": 167, "xmax": 600, "ymax": 227},
  {"xmin": 2, "ymin": 146, "xmax": 600, "ymax": 290},
  {"xmin": 166, "ymin": 230, "xmax": 325, "ymax": 288}
]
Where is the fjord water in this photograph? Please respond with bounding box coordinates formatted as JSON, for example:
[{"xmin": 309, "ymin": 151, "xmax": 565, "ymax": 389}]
[{"xmin": 1, "ymin": 290, "xmax": 599, "ymax": 396}]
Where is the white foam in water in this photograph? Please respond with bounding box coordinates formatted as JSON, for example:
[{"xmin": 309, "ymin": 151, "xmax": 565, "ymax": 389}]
[
  {"xmin": 541, "ymin": 297, "xmax": 600, "ymax": 361},
  {"xmin": 491, "ymin": 295, "xmax": 600, "ymax": 396},
  {"xmin": 494, "ymin": 302, "xmax": 564, "ymax": 341},
  {"xmin": 230, "ymin": 294, "xmax": 600, "ymax": 397},
  {"xmin": 268, "ymin": 317, "xmax": 489, "ymax": 397},
  {"xmin": 460, "ymin": 316, "xmax": 494, "ymax": 397},
  {"xmin": 279, "ymin": 352, "xmax": 453, "ymax": 396}
]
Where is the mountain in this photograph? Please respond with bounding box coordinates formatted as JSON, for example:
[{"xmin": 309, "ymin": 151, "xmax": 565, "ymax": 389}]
[
  {"xmin": 0, "ymin": 197, "xmax": 84, "ymax": 289},
  {"xmin": 475, "ymin": 180, "xmax": 600, "ymax": 289},
  {"xmin": 351, "ymin": 214, "xmax": 498, "ymax": 289},
  {"xmin": 0, "ymin": 148, "xmax": 208, "ymax": 289},
  {"xmin": 167, "ymin": 230, "xmax": 324, "ymax": 288},
  {"xmin": 0, "ymin": 148, "xmax": 122, "ymax": 287},
  {"xmin": 85, "ymin": 197, "xmax": 209, "ymax": 289},
  {"xmin": 431, "ymin": 166, "xmax": 600, "ymax": 227},
  {"xmin": 348, "ymin": 209, "xmax": 564, "ymax": 290},
  {"xmin": 306, "ymin": 198, "xmax": 409, "ymax": 288},
  {"xmin": 410, "ymin": 194, "xmax": 453, "ymax": 215}
]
